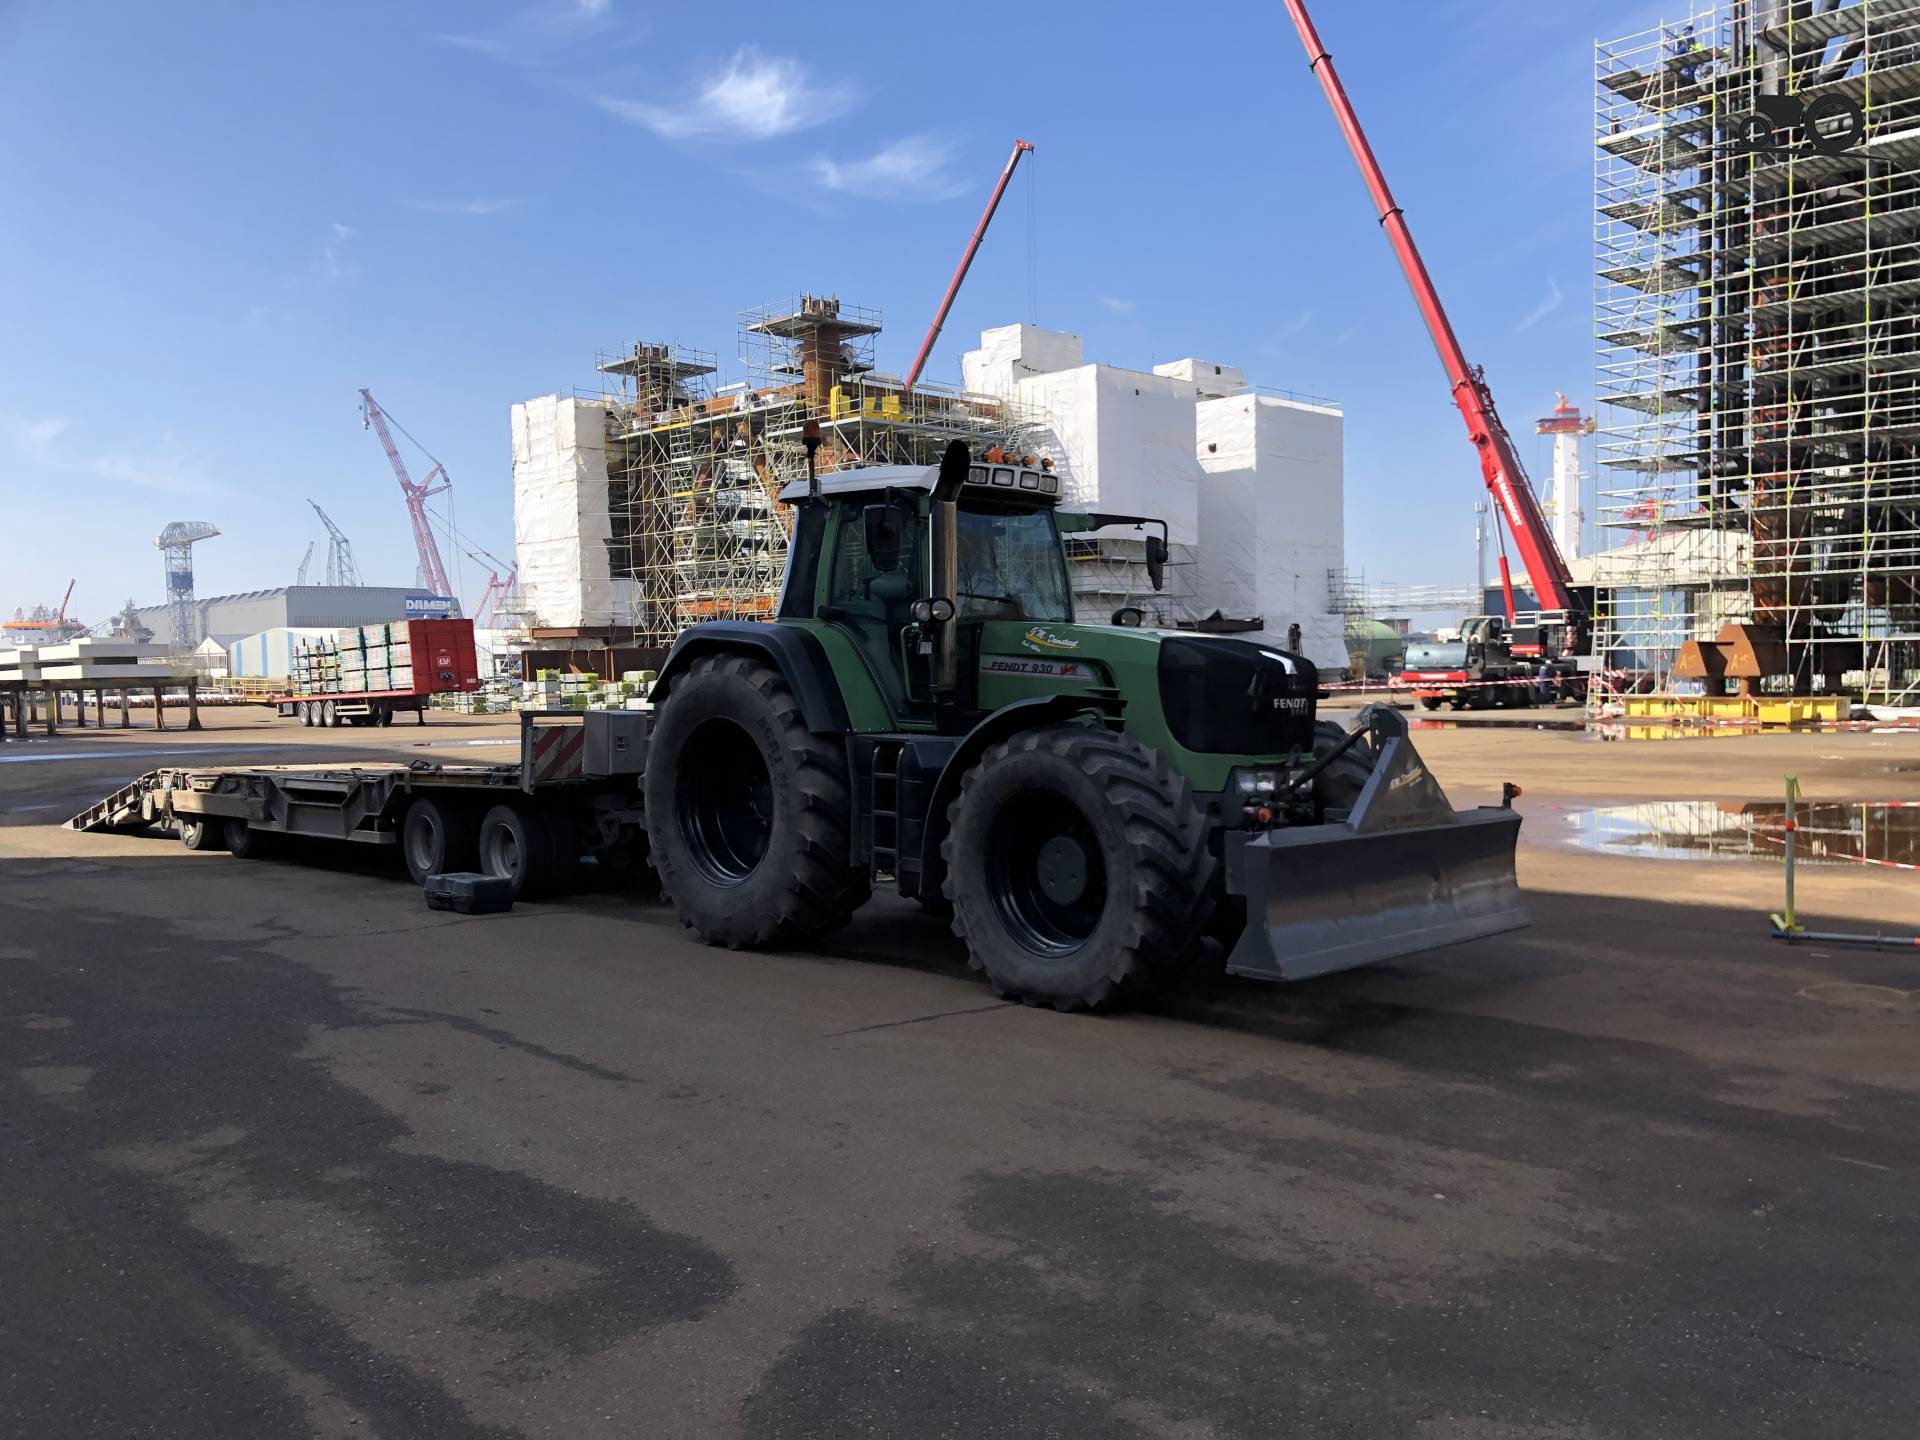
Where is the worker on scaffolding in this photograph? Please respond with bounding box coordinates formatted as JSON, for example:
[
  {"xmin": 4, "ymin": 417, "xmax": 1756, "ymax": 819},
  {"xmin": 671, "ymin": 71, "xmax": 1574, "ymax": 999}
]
[{"xmin": 1668, "ymin": 23, "xmax": 1704, "ymax": 84}]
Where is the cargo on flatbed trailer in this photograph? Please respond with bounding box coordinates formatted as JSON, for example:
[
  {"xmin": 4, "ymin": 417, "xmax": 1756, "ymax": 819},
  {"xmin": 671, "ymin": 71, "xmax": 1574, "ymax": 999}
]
[
  {"xmin": 271, "ymin": 617, "xmax": 481, "ymax": 728},
  {"xmin": 66, "ymin": 710, "xmax": 650, "ymax": 900}
]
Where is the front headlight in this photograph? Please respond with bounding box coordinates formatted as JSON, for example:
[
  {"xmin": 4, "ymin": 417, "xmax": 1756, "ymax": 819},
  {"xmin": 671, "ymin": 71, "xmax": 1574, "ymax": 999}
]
[{"xmin": 1231, "ymin": 767, "xmax": 1279, "ymax": 796}]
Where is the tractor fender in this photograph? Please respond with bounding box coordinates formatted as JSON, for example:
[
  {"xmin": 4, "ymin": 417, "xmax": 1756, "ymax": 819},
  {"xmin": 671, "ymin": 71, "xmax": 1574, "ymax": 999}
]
[
  {"xmin": 915, "ymin": 694, "xmax": 1123, "ymax": 896},
  {"xmin": 651, "ymin": 622, "xmax": 850, "ymax": 734}
]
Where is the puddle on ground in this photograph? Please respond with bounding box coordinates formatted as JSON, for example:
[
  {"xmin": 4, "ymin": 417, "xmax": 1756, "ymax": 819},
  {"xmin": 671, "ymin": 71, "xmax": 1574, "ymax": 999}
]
[
  {"xmin": 1409, "ymin": 718, "xmax": 1589, "ymax": 733},
  {"xmin": 1565, "ymin": 800, "xmax": 1920, "ymax": 865}
]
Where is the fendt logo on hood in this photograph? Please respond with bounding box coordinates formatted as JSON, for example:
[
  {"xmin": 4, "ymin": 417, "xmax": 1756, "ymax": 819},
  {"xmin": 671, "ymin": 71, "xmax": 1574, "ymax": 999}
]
[{"xmin": 1021, "ymin": 626, "xmax": 1081, "ymax": 654}]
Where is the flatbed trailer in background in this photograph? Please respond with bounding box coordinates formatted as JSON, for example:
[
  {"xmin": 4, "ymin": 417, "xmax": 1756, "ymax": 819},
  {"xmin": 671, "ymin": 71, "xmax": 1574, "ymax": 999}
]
[
  {"xmin": 271, "ymin": 617, "xmax": 482, "ymax": 728},
  {"xmin": 66, "ymin": 710, "xmax": 650, "ymax": 899}
]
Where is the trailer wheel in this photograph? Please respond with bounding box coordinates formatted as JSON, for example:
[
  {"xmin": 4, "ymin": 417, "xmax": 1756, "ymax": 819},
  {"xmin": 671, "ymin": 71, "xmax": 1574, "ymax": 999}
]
[
  {"xmin": 645, "ymin": 653, "xmax": 868, "ymax": 947},
  {"xmin": 478, "ymin": 803, "xmax": 565, "ymax": 899},
  {"xmin": 941, "ymin": 726, "xmax": 1213, "ymax": 1012},
  {"xmin": 401, "ymin": 796, "xmax": 479, "ymax": 884},
  {"xmin": 297, "ymin": 700, "xmax": 311, "ymax": 726},
  {"xmin": 223, "ymin": 819, "xmax": 277, "ymax": 859},
  {"xmin": 378, "ymin": 703, "xmax": 394, "ymax": 727},
  {"xmin": 1418, "ymin": 696, "xmax": 1443, "ymax": 712},
  {"xmin": 177, "ymin": 816, "xmax": 225, "ymax": 852}
]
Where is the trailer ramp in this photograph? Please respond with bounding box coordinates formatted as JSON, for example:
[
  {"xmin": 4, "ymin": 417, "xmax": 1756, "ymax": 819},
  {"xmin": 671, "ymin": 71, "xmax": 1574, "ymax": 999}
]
[{"xmin": 65, "ymin": 772, "xmax": 166, "ymax": 834}]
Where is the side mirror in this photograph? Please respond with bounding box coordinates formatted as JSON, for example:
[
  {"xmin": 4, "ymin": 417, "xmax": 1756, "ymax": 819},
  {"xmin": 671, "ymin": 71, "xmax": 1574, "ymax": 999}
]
[
  {"xmin": 1111, "ymin": 606, "xmax": 1145, "ymax": 628},
  {"xmin": 863, "ymin": 503, "xmax": 905, "ymax": 572},
  {"xmin": 1144, "ymin": 534, "xmax": 1167, "ymax": 592}
]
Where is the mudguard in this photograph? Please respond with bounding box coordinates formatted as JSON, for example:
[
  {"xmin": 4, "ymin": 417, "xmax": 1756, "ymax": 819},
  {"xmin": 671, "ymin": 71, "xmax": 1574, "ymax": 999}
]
[{"xmin": 1223, "ymin": 714, "xmax": 1528, "ymax": 982}]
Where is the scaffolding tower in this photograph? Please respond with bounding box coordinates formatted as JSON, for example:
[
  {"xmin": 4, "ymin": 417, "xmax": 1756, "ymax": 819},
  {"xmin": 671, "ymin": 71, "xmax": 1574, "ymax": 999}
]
[
  {"xmin": 1595, "ymin": 0, "xmax": 1920, "ymax": 700},
  {"xmin": 597, "ymin": 298, "xmax": 1042, "ymax": 647}
]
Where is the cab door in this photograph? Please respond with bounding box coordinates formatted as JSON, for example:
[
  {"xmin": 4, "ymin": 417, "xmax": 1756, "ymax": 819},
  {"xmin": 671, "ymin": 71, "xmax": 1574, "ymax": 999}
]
[{"xmin": 820, "ymin": 502, "xmax": 935, "ymax": 726}]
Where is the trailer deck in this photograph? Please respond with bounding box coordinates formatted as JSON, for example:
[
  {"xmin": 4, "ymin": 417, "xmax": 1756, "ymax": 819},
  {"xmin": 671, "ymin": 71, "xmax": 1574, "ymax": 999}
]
[{"xmin": 66, "ymin": 710, "xmax": 650, "ymax": 897}]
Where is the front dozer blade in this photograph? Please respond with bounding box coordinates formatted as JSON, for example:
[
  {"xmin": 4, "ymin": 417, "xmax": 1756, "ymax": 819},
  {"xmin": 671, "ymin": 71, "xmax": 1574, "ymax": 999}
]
[{"xmin": 1223, "ymin": 723, "xmax": 1528, "ymax": 983}]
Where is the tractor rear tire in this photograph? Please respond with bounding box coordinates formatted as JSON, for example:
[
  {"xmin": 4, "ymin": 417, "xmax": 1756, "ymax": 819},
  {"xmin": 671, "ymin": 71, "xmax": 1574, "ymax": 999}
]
[
  {"xmin": 941, "ymin": 726, "xmax": 1213, "ymax": 1012},
  {"xmin": 401, "ymin": 796, "xmax": 478, "ymax": 885},
  {"xmin": 645, "ymin": 654, "xmax": 869, "ymax": 948}
]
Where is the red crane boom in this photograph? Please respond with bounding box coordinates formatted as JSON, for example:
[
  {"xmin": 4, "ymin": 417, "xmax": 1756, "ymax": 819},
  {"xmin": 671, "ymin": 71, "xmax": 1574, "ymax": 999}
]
[
  {"xmin": 359, "ymin": 389, "xmax": 454, "ymax": 599},
  {"xmin": 1280, "ymin": 0, "xmax": 1577, "ymax": 618},
  {"xmin": 902, "ymin": 138, "xmax": 1035, "ymax": 394}
]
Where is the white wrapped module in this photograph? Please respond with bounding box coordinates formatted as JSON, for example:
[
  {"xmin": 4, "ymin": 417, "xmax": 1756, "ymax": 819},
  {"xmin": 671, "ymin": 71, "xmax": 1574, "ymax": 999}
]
[
  {"xmin": 513, "ymin": 394, "xmax": 635, "ymax": 629},
  {"xmin": 1018, "ymin": 364, "xmax": 1202, "ymax": 547},
  {"xmin": 1152, "ymin": 358, "xmax": 1247, "ymax": 399},
  {"xmin": 961, "ymin": 324, "xmax": 1084, "ymax": 396},
  {"xmin": 1195, "ymin": 393, "xmax": 1346, "ymax": 670}
]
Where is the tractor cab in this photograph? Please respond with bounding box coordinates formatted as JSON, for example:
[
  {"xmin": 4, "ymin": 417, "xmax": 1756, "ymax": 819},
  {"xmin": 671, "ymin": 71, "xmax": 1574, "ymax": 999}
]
[{"xmin": 775, "ymin": 446, "xmax": 1166, "ymax": 733}]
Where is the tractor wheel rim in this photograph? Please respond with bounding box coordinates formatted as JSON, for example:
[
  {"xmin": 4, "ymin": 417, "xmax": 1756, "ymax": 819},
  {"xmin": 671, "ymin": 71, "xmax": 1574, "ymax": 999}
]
[
  {"xmin": 986, "ymin": 791, "xmax": 1107, "ymax": 958},
  {"xmin": 677, "ymin": 719, "xmax": 772, "ymax": 887}
]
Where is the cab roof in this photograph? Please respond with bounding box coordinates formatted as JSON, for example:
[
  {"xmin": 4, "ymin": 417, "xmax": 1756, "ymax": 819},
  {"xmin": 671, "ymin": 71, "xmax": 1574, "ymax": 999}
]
[{"xmin": 777, "ymin": 459, "xmax": 1062, "ymax": 505}]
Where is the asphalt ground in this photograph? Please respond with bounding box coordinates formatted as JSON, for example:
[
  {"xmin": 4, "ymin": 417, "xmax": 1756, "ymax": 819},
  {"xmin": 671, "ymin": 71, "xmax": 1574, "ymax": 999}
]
[{"xmin": 3, "ymin": 710, "xmax": 1918, "ymax": 1437}]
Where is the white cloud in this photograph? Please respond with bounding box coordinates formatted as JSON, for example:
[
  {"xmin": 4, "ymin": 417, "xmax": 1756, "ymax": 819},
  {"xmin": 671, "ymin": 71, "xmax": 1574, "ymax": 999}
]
[
  {"xmin": 1516, "ymin": 275, "xmax": 1563, "ymax": 332},
  {"xmin": 1, "ymin": 411, "xmax": 69, "ymax": 456},
  {"xmin": 5, "ymin": 412, "xmax": 226, "ymax": 496},
  {"xmin": 92, "ymin": 450, "xmax": 226, "ymax": 498},
  {"xmin": 1098, "ymin": 296, "xmax": 1135, "ymax": 316},
  {"xmin": 597, "ymin": 48, "xmax": 852, "ymax": 141},
  {"xmin": 318, "ymin": 222, "xmax": 358, "ymax": 283},
  {"xmin": 809, "ymin": 136, "xmax": 965, "ymax": 202},
  {"xmin": 432, "ymin": 32, "xmax": 508, "ymax": 54},
  {"xmin": 403, "ymin": 197, "xmax": 524, "ymax": 217}
]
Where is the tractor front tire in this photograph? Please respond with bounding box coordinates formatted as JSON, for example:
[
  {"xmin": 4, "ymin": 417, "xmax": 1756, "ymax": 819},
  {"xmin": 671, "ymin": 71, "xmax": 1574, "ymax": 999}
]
[
  {"xmin": 1309, "ymin": 718, "xmax": 1380, "ymax": 818},
  {"xmin": 941, "ymin": 726, "xmax": 1213, "ymax": 1012},
  {"xmin": 645, "ymin": 654, "xmax": 868, "ymax": 948}
]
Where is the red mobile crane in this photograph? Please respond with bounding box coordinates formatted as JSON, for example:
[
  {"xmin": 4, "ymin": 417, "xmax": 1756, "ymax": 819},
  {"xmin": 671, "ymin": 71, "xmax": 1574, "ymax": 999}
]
[
  {"xmin": 1280, "ymin": 1, "xmax": 1588, "ymax": 665},
  {"xmin": 902, "ymin": 138, "xmax": 1035, "ymax": 394},
  {"xmin": 360, "ymin": 389, "xmax": 455, "ymax": 599}
]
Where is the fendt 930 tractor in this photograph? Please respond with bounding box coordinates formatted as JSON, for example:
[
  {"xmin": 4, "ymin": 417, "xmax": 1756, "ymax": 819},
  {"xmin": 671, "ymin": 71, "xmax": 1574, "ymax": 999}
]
[{"xmin": 643, "ymin": 435, "xmax": 1527, "ymax": 1011}]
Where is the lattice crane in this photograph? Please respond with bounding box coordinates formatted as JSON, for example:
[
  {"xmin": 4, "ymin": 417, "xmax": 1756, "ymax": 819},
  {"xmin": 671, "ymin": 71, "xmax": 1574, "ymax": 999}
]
[
  {"xmin": 359, "ymin": 389, "xmax": 453, "ymax": 597},
  {"xmin": 308, "ymin": 501, "xmax": 360, "ymax": 587}
]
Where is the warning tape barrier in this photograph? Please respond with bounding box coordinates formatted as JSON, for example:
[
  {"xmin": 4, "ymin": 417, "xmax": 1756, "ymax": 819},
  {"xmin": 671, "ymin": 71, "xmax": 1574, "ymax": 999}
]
[{"xmin": 1747, "ymin": 825, "xmax": 1920, "ymax": 873}]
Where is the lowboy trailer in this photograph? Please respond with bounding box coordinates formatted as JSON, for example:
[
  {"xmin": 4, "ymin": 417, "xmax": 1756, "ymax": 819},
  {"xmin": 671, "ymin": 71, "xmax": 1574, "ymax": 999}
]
[{"xmin": 66, "ymin": 710, "xmax": 651, "ymax": 899}]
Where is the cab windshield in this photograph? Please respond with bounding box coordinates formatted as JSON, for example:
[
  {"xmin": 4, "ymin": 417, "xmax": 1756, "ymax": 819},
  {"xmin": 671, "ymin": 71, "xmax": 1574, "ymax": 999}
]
[{"xmin": 955, "ymin": 504, "xmax": 1073, "ymax": 622}]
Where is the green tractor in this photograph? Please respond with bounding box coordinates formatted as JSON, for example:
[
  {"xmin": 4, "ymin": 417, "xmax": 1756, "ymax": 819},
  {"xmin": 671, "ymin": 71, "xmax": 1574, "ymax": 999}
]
[{"xmin": 643, "ymin": 437, "xmax": 1526, "ymax": 1010}]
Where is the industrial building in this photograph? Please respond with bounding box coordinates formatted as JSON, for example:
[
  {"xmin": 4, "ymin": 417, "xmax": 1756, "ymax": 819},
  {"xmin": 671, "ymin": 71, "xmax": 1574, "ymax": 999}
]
[
  {"xmin": 130, "ymin": 586, "xmax": 455, "ymax": 652},
  {"xmin": 512, "ymin": 300, "xmax": 1347, "ymax": 670},
  {"xmin": 1595, "ymin": 0, "xmax": 1920, "ymax": 699}
]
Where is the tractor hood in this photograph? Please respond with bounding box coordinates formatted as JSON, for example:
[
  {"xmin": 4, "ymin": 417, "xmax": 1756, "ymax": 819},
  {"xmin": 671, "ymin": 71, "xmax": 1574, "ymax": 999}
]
[
  {"xmin": 1154, "ymin": 633, "xmax": 1320, "ymax": 757},
  {"xmin": 984, "ymin": 622, "xmax": 1320, "ymax": 759}
]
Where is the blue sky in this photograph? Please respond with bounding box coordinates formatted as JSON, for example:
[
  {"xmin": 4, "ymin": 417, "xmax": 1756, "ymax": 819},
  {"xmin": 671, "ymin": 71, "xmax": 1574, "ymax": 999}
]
[{"xmin": 1, "ymin": 0, "xmax": 1671, "ymax": 624}]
